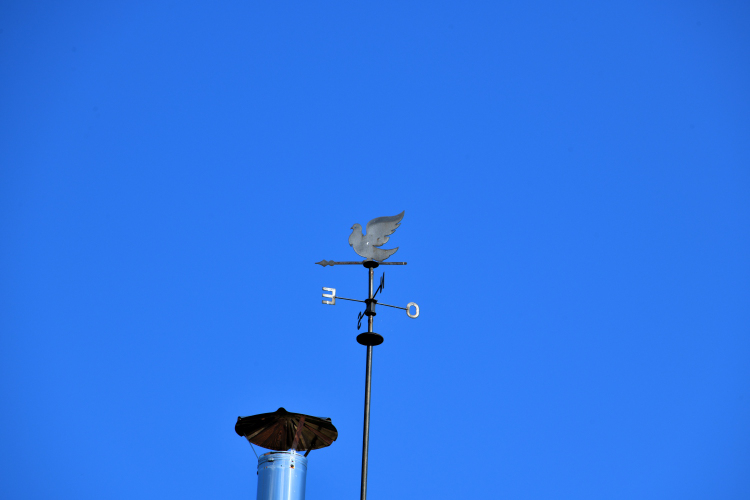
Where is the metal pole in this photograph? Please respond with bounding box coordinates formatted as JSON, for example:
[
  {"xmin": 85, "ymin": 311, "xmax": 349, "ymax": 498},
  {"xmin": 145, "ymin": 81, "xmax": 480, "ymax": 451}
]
[
  {"xmin": 368, "ymin": 266, "xmax": 374, "ymax": 332},
  {"xmin": 360, "ymin": 266, "xmax": 374, "ymax": 500},
  {"xmin": 361, "ymin": 345, "xmax": 372, "ymax": 500}
]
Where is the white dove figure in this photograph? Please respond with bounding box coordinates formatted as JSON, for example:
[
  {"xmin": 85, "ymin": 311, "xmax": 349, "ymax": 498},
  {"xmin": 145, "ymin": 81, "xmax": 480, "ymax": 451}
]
[{"xmin": 348, "ymin": 211, "xmax": 405, "ymax": 261}]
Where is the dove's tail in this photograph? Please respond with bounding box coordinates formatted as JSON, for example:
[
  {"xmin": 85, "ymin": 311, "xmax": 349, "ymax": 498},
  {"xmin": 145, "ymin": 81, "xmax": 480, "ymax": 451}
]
[{"xmin": 374, "ymin": 246, "xmax": 399, "ymax": 262}]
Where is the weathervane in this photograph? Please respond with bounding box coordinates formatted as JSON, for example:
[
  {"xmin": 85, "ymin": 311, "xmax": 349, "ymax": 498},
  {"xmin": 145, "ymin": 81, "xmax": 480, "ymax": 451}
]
[{"xmin": 316, "ymin": 211, "xmax": 419, "ymax": 500}]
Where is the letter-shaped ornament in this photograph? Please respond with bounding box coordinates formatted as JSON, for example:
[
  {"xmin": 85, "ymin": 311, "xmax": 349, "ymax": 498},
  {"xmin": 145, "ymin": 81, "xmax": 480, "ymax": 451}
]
[
  {"xmin": 406, "ymin": 302, "xmax": 419, "ymax": 318},
  {"xmin": 322, "ymin": 287, "xmax": 336, "ymax": 305}
]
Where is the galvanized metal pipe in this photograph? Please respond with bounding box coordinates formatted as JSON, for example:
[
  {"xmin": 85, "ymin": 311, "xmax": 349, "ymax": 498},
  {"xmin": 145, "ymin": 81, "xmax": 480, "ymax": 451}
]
[{"xmin": 257, "ymin": 451, "xmax": 307, "ymax": 500}]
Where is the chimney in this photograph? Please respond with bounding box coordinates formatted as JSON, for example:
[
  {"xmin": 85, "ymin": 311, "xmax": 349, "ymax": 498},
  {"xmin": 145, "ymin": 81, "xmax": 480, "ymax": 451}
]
[
  {"xmin": 236, "ymin": 408, "xmax": 337, "ymax": 500},
  {"xmin": 256, "ymin": 451, "xmax": 307, "ymax": 500}
]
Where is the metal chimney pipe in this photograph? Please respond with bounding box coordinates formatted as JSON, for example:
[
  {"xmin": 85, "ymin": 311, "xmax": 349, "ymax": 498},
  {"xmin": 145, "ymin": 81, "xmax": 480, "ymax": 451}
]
[
  {"xmin": 236, "ymin": 408, "xmax": 336, "ymax": 500},
  {"xmin": 256, "ymin": 451, "xmax": 308, "ymax": 500}
]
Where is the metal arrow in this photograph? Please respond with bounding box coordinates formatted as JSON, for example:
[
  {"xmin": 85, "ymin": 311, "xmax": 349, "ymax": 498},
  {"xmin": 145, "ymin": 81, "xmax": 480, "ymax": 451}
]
[{"xmin": 316, "ymin": 260, "xmax": 407, "ymax": 267}]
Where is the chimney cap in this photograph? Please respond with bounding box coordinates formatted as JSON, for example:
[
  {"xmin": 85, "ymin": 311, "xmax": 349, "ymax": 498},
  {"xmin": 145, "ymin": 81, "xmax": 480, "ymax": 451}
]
[{"xmin": 235, "ymin": 407, "xmax": 338, "ymax": 452}]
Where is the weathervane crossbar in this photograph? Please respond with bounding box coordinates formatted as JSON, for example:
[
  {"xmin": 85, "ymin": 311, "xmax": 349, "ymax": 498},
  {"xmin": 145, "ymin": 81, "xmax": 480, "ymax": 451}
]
[
  {"xmin": 320, "ymin": 287, "xmax": 420, "ymax": 323},
  {"xmin": 316, "ymin": 260, "xmax": 407, "ymax": 267}
]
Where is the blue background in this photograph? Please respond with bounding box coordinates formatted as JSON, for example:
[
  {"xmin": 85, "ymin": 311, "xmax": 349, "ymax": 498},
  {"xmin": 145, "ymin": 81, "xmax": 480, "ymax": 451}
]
[{"xmin": 2, "ymin": 1, "xmax": 749, "ymax": 498}]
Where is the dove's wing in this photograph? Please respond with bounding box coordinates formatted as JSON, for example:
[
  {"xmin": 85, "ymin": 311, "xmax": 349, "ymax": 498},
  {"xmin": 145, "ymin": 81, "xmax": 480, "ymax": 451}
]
[{"xmin": 365, "ymin": 211, "xmax": 405, "ymax": 247}]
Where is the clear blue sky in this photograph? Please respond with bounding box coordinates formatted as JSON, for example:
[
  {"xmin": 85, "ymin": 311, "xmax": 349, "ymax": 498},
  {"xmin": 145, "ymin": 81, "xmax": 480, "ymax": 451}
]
[{"xmin": 1, "ymin": 1, "xmax": 749, "ymax": 498}]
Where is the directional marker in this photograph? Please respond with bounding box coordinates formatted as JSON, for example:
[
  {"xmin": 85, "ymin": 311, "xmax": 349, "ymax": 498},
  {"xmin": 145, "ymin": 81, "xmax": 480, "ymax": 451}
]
[
  {"xmin": 316, "ymin": 260, "xmax": 407, "ymax": 267},
  {"xmin": 321, "ymin": 284, "xmax": 419, "ymax": 326}
]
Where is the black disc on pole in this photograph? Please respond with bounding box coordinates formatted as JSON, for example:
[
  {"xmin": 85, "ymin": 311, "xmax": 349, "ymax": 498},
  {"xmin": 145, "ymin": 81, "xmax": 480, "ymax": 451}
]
[{"xmin": 357, "ymin": 332, "xmax": 384, "ymax": 346}]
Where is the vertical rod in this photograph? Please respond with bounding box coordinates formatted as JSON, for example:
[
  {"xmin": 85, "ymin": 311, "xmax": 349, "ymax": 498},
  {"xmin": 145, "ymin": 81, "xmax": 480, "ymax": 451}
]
[
  {"xmin": 368, "ymin": 266, "xmax": 374, "ymax": 333},
  {"xmin": 361, "ymin": 345, "xmax": 372, "ymax": 500},
  {"xmin": 360, "ymin": 266, "xmax": 374, "ymax": 500}
]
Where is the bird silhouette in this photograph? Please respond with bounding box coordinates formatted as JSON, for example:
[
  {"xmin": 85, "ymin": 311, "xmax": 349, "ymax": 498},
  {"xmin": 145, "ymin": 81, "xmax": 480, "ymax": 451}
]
[{"xmin": 348, "ymin": 211, "xmax": 404, "ymax": 261}]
